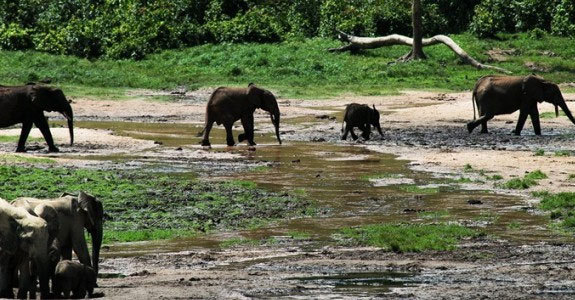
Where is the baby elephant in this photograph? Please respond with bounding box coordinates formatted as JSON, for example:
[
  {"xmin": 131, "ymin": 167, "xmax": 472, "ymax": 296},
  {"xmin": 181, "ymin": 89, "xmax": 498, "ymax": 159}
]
[
  {"xmin": 341, "ymin": 103, "xmax": 384, "ymax": 140},
  {"xmin": 53, "ymin": 260, "xmax": 97, "ymax": 299}
]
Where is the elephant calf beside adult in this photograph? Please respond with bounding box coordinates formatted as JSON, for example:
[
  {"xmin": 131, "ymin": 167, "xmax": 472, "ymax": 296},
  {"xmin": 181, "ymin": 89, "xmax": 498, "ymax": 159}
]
[
  {"xmin": 12, "ymin": 192, "xmax": 103, "ymax": 277},
  {"xmin": 0, "ymin": 84, "xmax": 74, "ymax": 152},
  {"xmin": 467, "ymin": 75, "xmax": 575, "ymax": 135},
  {"xmin": 198, "ymin": 83, "xmax": 282, "ymax": 147}
]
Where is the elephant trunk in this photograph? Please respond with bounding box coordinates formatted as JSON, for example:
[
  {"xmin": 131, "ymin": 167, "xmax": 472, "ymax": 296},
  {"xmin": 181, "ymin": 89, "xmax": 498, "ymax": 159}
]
[
  {"xmin": 34, "ymin": 252, "xmax": 50, "ymax": 299},
  {"xmin": 91, "ymin": 220, "xmax": 103, "ymax": 275},
  {"xmin": 555, "ymin": 104, "xmax": 559, "ymax": 118},
  {"xmin": 558, "ymin": 96, "xmax": 575, "ymax": 125},
  {"xmin": 271, "ymin": 111, "xmax": 281, "ymax": 145},
  {"xmin": 60, "ymin": 102, "xmax": 74, "ymax": 145},
  {"xmin": 376, "ymin": 123, "xmax": 384, "ymax": 137}
]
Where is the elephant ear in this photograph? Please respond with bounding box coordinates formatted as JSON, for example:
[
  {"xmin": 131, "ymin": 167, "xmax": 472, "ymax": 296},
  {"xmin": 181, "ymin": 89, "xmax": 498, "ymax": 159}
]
[
  {"xmin": 247, "ymin": 85, "xmax": 263, "ymax": 108},
  {"xmin": 78, "ymin": 192, "xmax": 102, "ymax": 232},
  {"xmin": 522, "ymin": 75, "xmax": 545, "ymax": 103}
]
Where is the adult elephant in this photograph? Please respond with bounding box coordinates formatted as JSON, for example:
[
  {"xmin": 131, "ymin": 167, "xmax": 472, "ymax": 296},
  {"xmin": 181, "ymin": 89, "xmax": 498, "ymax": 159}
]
[
  {"xmin": 0, "ymin": 199, "xmax": 51, "ymax": 299},
  {"xmin": 467, "ymin": 75, "xmax": 575, "ymax": 135},
  {"xmin": 12, "ymin": 192, "xmax": 103, "ymax": 275},
  {"xmin": 0, "ymin": 84, "xmax": 74, "ymax": 152},
  {"xmin": 198, "ymin": 83, "xmax": 281, "ymax": 147}
]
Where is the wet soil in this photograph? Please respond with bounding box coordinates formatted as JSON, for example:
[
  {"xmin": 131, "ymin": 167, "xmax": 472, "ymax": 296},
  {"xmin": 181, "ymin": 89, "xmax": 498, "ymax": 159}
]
[{"xmin": 1, "ymin": 90, "xmax": 575, "ymax": 298}]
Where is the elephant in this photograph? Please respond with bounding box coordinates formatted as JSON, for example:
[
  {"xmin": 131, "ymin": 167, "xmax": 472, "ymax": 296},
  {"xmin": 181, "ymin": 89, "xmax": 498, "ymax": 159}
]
[
  {"xmin": 52, "ymin": 260, "xmax": 97, "ymax": 299},
  {"xmin": 12, "ymin": 192, "xmax": 103, "ymax": 277},
  {"xmin": 0, "ymin": 84, "xmax": 74, "ymax": 152},
  {"xmin": 341, "ymin": 103, "xmax": 384, "ymax": 141},
  {"xmin": 0, "ymin": 199, "xmax": 51, "ymax": 299},
  {"xmin": 198, "ymin": 83, "xmax": 281, "ymax": 147},
  {"xmin": 467, "ymin": 75, "xmax": 575, "ymax": 135}
]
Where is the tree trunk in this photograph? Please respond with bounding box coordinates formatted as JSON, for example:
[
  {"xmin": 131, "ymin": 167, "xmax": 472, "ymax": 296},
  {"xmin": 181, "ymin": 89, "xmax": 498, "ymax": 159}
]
[{"xmin": 406, "ymin": 0, "xmax": 426, "ymax": 60}]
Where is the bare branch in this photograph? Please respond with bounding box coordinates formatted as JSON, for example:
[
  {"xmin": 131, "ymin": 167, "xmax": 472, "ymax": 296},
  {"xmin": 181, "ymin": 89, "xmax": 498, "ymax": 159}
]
[{"xmin": 328, "ymin": 31, "xmax": 511, "ymax": 74}]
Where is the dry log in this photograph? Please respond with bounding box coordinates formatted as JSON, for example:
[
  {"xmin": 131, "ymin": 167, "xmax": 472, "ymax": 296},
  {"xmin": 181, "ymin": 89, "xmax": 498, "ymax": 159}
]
[{"xmin": 329, "ymin": 31, "xmax": 511, "ymax": 74}]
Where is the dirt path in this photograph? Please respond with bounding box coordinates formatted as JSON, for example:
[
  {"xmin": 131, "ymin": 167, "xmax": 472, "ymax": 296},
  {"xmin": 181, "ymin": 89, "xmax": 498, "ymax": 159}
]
[{"xmin": 3, "ymin": 89, "xmax": 575, "ymax": 298}]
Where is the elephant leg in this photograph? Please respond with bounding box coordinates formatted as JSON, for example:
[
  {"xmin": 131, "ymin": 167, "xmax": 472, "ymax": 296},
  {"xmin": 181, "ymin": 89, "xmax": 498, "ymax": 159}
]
[
  {"xmin": 514, "ymin": 109, "xmax": 530, "ymax": 136},
  {"xmin": 467, "ymin": 114, "xmax": 492, "ymax": 134},
  {"xmin": 0, "ymin": 264, "xmax": 14, "ymax": 298},
  {"xmin": 360, "ymin": 124, "xmax": 371, "ymax": 140},
  {"xmin": 60, "ymin": 243, "xmax": 73, "ymax": 261},
  {"xmin": 480, "ymin": 120, "xmax": 489, "ymax": 133},
  {"xmin": 239, "ymin": 115, "xmax": 256, "ymax": 146},
  {"xmin": 530, "ymin": 106, "xmax": 541, "ymax": 135},
  {"xmin": 341, "ymin": 125, "xmax": 350, "ymax": 140},
  {"xmin": 16, "ymin": 121, "xmax": 33, "ymax": 152},
  {"xmin": 224, "ymin": 122, "xmax": 235, "ymax": 146},
  {"xmin": 33, "ymin": 115, "xmax": 59, "ymax": 152},
  {"xmin": 349, "ymin": 128, "xmax": 358, "ymax": 140},
  {"xmin": 17, "ymin": 259, "xmax": 30, "ymax": 299},
  {"xmin": 201, "ymin": 120, "xmax": 214, "ymax": 147}
]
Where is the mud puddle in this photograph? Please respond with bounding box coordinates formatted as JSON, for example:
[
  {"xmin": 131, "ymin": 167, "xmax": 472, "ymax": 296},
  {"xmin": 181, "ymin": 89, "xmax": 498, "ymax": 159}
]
[{"xmin": 286, "ymin": 271, "xmax": 416, "ymax": 298}]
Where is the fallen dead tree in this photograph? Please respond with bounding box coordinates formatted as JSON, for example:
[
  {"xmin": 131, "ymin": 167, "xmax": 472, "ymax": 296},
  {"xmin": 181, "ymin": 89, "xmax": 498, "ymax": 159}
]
[{"xmin": 328, "ymin": 30, "xmax": 511, "ymax": 74}]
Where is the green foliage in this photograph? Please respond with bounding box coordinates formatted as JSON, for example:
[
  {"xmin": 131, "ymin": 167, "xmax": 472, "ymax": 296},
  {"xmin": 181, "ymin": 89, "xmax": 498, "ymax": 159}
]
[
  {"xmin": 0, "ymin": 166, "xmax": 313, "ymax": 243},
  {"xmin": 552, "ymin": 0, "xmax": 575, "ymax": 37},
  {"xmin": 502, "ymin": 170, "xmax": 547, "ymax": 189},
  {"xmin": 533, "ymin": 149, "xmax": 545, "ymax": 156},
  {"xmin": 0, "ymin": 23, "xmax": 33, "ymax": 50},
  {"xmin": 470, "ymin": 0, "xmax": 515, "ymax": 38},
  {"xmin": 1, "ymin": 33, "xmax": 575, "ymax": 98},
  {"xmin": 339, "ymin": 223, "xmax": 478, "ymax": 252},
  {"xmin": 554, "ymin": 150, "xmax": 571, "ymax": 157},
  {"xmin": 399, "ymin": 185, "xmax": 440, "ymax": 194},
  {"xmin": 537, "ymin": 192, "xmax": 575, "ymax": 231}
]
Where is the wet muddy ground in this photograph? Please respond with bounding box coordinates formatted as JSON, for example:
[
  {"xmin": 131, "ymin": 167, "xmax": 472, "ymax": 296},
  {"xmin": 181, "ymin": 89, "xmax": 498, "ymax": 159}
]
[{"xmin": 2, "ymin": 90, "xmax": 575, "ymax": 298}]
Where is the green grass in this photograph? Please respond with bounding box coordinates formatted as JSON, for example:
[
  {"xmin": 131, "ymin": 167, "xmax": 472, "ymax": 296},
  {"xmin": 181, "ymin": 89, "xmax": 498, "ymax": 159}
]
[
  {"xmin": 485, "ymin": 174, "xmax": 503, "ymax": 181},
  {"xmin": 0, "ymin": 135, "xmax": 43, "ymax": 143},
  {"xmin": 535, "ymin": 192, "xmax": 575, "ymax": 232},
  {"xmin": 339, "ymin": 223, "xmax": 478, "ymax": 252},
  {"xmin": 554, "ymin": 150, "xmax": 571, "ymax": 157},
  {"xmin": 399, "ymin": 185, "xmax": 440, "ymax": 194},
  {"xmin": 0, "ymin": 166, "xmax": 314, "ymax": 244},
  {"xmin": 0, "ymin": 154, "xmax": 55, "ymax": 164},
  {"xmin": 507, "ymin": 221, "xmax": 521, "ymax": 230},
  {"xmin": 502, "ymin": 170, "xmax": 547, "ymax": 189},
  {"xmin": 534, "ymin": 149, "xmax": 545, "ymax": 156},
  {"xmin": 287, "ymin": 230, "xmax": 311, "ymax": 240},
  {"xmin": 361, "ymin": 172, "xmax": 402, "ymax": 181},
  {"xmin": 540, "ymin": 111, "xmax": 566, "ymax": 119},
  {"xmin": 417, "ymin": 210, "xmax": 450, "ymax": 220},
  {"xmin": 463, "ymin": 164, "xmax": 474, "ymax": 172},
  {"xmin": 1, "ymin": 33, "xmax": 575, "ymax": 99},
  {"xmin": 568, "ymin": 174, "xmax": 575, "ymax": 180}
]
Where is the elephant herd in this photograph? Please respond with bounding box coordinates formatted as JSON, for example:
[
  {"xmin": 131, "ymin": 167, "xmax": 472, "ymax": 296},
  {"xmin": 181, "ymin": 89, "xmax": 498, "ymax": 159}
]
[
  {"xmin": 0, "ymin": 192, "xmax": 103, "ymax": 299},
  {"xmin": 0, "ymin": 75, "xmax": 572, "ymax": 298}
]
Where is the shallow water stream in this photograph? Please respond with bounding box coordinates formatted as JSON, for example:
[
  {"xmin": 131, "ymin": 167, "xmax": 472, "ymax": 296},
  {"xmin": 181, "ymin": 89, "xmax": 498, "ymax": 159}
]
[{"xmin": 54, "ymin": 121, "xmax": 562, "ymax": 258}]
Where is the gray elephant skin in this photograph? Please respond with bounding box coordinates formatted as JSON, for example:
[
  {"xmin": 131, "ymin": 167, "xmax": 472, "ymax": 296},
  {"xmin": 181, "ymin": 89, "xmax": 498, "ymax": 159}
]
[
  {"xmin": 0, "ymin": 84, "xmax": 74, "ymax": 152},
  {"xmin": 341, "ymin": 103, "xmax": 384, "ymax": 140},
  {"xmin": 467, "ymin": 75, "xmax": 575, "ymax": 135},
  {"xmin": 198, "ymin": 83, "xmax": 281, "ymax": 147},
  {"xmin": 12, "ymin": 192, "xmax": 104, "ymax": 277},
  {"xmin": 52, "ymin": 260, "xmax": 97, "ymax": 299},
  {"xmin": 0, "ymin": 199, "xmax": 51, "ymax": 299}
]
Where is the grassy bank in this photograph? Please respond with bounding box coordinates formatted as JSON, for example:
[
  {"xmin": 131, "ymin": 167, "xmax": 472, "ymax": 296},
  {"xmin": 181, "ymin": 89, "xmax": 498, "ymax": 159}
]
[
  {"xmin": 536, "ymin": 191, "xmax": 575, "ymax": 232},
  {"xmin": 339, "ymin": 223, "xmax": 478, "ymax": 252},
  {"xmin": 1, "ymin": 33, "xmax": 574, "ymax": 99},
  {"xmin": 0, "ymin": 166, "xmax": 314, "ymax": 243}
]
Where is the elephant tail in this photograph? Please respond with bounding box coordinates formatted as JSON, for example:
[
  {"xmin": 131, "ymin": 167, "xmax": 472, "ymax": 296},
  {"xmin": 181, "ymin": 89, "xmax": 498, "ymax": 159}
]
[{"xmin": 472, "ymin": 89, "xmax": 477, "ymax": 120}]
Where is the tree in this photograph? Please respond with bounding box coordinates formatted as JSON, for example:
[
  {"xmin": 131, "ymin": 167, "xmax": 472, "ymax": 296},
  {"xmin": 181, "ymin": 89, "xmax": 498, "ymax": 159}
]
[{"xmin": 328, "ymin": 0, "xmax": 510, "ymax": 73}]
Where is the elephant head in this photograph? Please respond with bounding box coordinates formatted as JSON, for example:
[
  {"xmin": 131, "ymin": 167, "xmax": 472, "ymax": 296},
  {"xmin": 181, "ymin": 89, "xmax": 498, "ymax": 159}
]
[
  {"xmin": 248, "ymin": 83, "xmax": 282, "ymax": 145},
  {"xmin": 370, "ymin": 105, "xmax": 384, "ymax": 137},
  {"xmin": 524, "ymin": 76, "xmax": 575, "ymax": 125},
  {"xmin": 77, "ymin": 192, "xmax": 103, "ymax": 275},
  {"xmin": 29, "ymin": 85, "xmax": 74, "ymax": 145},
  {"xmin": 33, "ymin": 204, "xmax": 59, "ymax": 249}
]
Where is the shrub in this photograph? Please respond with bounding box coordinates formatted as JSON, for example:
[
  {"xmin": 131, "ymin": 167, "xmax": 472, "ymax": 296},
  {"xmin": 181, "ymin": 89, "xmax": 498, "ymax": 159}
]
[
  {"xmin": 514, "ymin": 0, "xmax": 559, "ymax": 32},
  {"xmin": 551, "ymin": 0, "xmax": 575, "ymax": 37},
  {"xmin": 0, "ymin": 23, "xmax": 33, "ymax": 50},
  {"xmin": 470, "ymin": 0, "xmax": 515, "ymax": 38}
]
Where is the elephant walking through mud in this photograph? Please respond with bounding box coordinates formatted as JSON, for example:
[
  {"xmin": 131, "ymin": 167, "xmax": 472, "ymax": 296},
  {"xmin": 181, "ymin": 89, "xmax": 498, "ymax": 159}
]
[
  {"xmin": 341, "ymin": 103, "xmax": 384, "ymax": 141},
  {"xmin": 198, "ymin": 83, "xmax": 282, "ymax": 147},
  {"xmin": 467, "ymin": 75, "xmax": 575, "ymax": 135}
]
